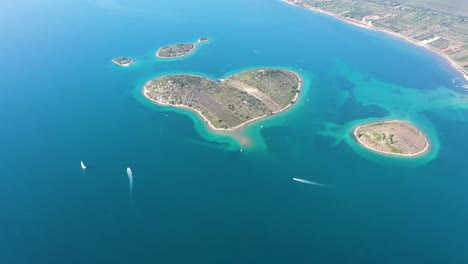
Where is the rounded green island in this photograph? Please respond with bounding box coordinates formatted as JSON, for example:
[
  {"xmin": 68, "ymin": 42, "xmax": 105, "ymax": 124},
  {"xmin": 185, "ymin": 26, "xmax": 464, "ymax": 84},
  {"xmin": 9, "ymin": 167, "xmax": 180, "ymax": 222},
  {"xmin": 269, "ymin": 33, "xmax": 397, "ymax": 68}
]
[
  {"xmin": 143, "ymin": 68, "xmax": 302, "ymax": 131},
  {"xmin": 112, "ymin": 57, "xmax": 135, "ymax": 67},
  {"xmin": 353, "ymin": 120, "xmax": 430, "ymax": 157}
]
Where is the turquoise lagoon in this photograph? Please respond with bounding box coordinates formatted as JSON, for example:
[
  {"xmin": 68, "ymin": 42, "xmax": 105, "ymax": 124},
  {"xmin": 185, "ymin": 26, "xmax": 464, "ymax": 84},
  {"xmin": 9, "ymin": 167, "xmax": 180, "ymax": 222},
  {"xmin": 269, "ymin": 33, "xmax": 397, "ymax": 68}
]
[{"xmin": 1, "ymin": 0, "xmax": 468, "ymax": 263}]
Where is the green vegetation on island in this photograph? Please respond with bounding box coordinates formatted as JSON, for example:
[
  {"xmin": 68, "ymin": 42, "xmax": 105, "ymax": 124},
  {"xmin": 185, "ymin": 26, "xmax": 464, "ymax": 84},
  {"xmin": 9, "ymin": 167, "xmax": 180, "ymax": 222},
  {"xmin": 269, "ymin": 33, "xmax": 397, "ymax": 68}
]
[
  {"xmin": 284, "ymin": 0, "xmax": 468, "ymax": 78},
  {"xmin": 198, "ymin": 37, "xmax": 209, "ymax": 43},
  {"xmin": 156, "ymin": 43, "xmax": 196, "ymax": 58},
  {"xmin": 354, "ymin": 120, "xmax": 429, "ymax": 156},
  {"xmin": 143, "ymin": 68, "xmax": 302, "ymax": 130},
  {"xmin": 112, "ymin": 57, "xmax": 135, "ymax": 67}
]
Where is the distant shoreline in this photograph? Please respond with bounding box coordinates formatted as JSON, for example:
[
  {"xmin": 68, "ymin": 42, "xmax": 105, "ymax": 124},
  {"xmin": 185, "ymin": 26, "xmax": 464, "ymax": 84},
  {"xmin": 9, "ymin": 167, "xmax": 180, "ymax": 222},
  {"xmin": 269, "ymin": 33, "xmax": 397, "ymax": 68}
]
[
  {"xmin": 352, "ymin": 120, "xmax": 430, "ymax": 157},
  {"xmin": 281, "ymin": 0, "xmax": 468, "ymax": 83},
  {"xmin": 142, "ymin": 69, "xmax": 303, "ymax": 133}
]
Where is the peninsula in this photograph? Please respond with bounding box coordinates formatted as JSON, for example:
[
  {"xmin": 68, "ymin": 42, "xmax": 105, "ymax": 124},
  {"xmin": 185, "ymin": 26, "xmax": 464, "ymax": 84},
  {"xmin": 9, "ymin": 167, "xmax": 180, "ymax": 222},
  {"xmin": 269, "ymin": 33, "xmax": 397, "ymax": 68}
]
[
  {"xmin": 353, "ymin": 120, "xmax": 429, "ymax": 157},
  {"xmin": 112, "ymin": 57, "xmax": 135, "ymax": 67},
  {"xmin": 282, "ymin": 0, "xmax": 468, "ymax": 80},
  {"xmin": 156, "ymin": 43, "xmax": 196, "ymax": 58},
  {"xmin": 143, "ymin": 68, "xmax": 302, "ymax": 130}
]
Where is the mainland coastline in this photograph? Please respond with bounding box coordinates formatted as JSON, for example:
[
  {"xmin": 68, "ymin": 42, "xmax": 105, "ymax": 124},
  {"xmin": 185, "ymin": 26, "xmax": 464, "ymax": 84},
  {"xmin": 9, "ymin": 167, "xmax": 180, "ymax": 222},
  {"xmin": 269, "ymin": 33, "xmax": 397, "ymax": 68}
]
[
  {"xmin": 281, "ymin": 0, "xmax": 468, "ymax": 82},
  {"xmin": 353, "ymin": 120, "xmax": 430, "ymax": 157},
  {"xmin": 143, "ymin": 68, "xmax": 302, "ymax": 132}
]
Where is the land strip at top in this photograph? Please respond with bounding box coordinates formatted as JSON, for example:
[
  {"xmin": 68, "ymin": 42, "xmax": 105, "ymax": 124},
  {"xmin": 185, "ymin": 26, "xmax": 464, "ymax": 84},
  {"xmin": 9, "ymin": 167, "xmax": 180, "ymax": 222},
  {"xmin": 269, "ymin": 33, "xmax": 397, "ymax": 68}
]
[{"xmin": 283, "ymin": 0, "xmax": 468, "ymax": 80}]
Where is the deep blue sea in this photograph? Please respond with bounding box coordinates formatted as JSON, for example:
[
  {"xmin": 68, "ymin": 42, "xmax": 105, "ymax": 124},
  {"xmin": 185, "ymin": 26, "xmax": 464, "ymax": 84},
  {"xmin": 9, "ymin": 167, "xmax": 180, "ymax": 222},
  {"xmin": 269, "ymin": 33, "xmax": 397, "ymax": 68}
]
[{"xmin": 1, "ymin": 0, "xmax": 468, "ymax": 263}]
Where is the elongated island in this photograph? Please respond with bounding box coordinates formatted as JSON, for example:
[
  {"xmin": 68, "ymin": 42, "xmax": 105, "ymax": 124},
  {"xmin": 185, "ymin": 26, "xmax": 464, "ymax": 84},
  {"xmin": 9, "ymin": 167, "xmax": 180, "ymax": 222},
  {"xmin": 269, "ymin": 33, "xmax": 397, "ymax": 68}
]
[
  {"xmin": 156, "ymin": 43, "xmax": 196, "ymax": 58},
  {"xmin": 143, "ymin": 68, "xmax": 302, "ymax": 130},
  {"xmin": 353, "ymin": 120, "xmax": 429, "ymax": 157}
]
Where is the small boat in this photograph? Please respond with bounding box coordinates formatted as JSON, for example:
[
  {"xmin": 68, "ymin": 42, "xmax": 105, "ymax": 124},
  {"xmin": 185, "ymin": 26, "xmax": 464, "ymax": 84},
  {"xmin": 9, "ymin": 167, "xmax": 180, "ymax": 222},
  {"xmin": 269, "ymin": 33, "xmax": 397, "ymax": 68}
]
[
  {"xmin": 127, "ymin": 167, "xmax": 133, "ymax": 177},
  {"xmin": 81, "ymin": 161, "xmax": 87, "ymax": 170}
]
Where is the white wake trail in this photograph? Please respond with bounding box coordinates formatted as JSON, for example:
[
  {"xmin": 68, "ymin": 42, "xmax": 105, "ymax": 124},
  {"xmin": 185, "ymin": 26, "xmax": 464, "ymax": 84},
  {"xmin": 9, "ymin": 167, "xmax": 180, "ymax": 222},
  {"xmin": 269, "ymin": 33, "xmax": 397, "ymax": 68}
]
[
  {"xmin": 293, "ymin": 178, "xmax": 331, "ymax": 188},
  {"xmin": 127, "ymin": 167, "xmax": 134, "ymax": 196}
]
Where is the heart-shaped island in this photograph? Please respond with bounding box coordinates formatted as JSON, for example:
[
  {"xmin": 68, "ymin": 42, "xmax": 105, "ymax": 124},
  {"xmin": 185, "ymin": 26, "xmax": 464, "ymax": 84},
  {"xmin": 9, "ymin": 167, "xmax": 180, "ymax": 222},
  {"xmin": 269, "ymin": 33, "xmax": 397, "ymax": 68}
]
[{"xmin": 143, "ymin": 68, "xmax": 302, "ymax": 130}]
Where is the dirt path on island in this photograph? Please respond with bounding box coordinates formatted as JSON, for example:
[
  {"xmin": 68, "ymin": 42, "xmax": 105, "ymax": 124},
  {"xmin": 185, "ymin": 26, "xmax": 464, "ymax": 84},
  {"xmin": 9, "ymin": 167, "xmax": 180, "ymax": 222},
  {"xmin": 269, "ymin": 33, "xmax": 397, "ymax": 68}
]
[{"xmin": 224, "ymin": 79, "xmax": 281, "ymax": 111}]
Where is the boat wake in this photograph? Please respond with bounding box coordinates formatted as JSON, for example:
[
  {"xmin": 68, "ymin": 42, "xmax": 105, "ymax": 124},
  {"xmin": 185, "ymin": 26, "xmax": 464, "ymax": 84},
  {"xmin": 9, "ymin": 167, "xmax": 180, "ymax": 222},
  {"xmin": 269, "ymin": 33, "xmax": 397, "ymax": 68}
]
[
  {"xmin": 127, "ymin": 167, "xmax": 134, "ymax": 195},
  {"xmin": 293, "ymin": 178, "xmax": 331, "ymax": 188}
]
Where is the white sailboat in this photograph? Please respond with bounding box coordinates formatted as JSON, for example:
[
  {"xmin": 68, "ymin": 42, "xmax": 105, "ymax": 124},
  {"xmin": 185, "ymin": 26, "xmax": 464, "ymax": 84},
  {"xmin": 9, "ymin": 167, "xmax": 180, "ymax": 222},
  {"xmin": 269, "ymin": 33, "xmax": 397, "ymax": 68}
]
[{"xmin": 81, "ymin": 161, "xmax": 87, "ymax": 170}]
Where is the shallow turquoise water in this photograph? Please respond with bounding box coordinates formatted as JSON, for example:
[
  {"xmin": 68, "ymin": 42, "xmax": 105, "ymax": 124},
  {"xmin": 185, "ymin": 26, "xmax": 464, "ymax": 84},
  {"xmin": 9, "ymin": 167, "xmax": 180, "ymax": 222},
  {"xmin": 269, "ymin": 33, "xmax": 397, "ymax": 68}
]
[{"xmin": 1, "ymin": 0, "xmax": 468, "ymax": 263}]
